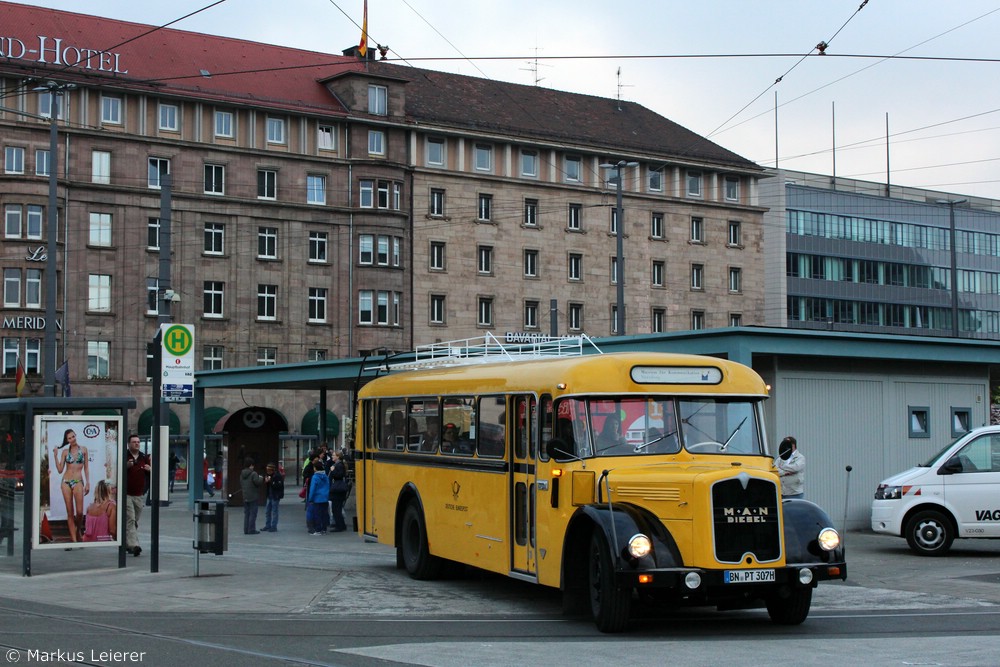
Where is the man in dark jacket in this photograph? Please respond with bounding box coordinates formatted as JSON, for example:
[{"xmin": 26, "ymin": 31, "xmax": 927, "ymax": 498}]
[
  {"xmin": 125, "ymin": 434, "xmax": 150, "ymax": 556},
  {"xmin": 262, "ymin": 462, "xmax": 284, "ymax": 532},
  {"xmin": 239, "ymin": 458, "xmax": 263, "ymax": 534}
]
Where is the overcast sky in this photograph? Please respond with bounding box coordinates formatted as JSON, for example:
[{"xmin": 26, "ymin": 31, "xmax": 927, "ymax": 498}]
[{"xmin": 15, "ymin": 0, "xmax": 1000, "ymax": 200}]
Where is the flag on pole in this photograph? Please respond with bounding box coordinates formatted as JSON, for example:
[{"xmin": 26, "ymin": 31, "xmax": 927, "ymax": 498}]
[
  {"xmin": 54, "ymin": 360, "xmax": 71, "ymax": 397},
  {"xmin": 358, "ymin": 0, "xmax": 368, "ymax": 58},
  {"xmin": 14, "ymin": 359, "xmax": 25, "ymax": 398}
]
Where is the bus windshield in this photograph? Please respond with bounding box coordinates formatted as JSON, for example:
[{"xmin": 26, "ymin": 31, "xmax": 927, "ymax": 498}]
[{"xmin": 553, "ymin": 396, "xmax": 763, "ymax": 458}]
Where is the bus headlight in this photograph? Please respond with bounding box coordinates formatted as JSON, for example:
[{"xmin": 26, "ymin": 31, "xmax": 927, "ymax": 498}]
[
  {"xmin": 817, "ymin": 527, "xmax": 840, "ymax": 551},
  {"xmin": 627, "ymin": 533, "xmax": 652, "ymax": 559}
]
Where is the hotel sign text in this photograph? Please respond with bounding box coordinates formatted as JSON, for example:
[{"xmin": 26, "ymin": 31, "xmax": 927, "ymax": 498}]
[{"xmin": 0, "ymin": 35, "xmax": 127, "ymax": 74}]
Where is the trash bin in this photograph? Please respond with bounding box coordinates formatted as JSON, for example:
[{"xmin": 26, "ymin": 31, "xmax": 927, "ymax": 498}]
[{"xmin": 194, "ymin": 499, "xmax": 227, "ymax": 555}]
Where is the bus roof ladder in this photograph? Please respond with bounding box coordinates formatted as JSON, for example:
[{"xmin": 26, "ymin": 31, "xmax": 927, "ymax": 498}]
[{"xmin": 373, "ymin": 333, "xmax": 602, "ymax": 372}]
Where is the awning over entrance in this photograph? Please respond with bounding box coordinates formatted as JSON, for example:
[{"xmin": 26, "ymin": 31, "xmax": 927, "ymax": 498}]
[
  {"xmin": 136, "ymin": 407, "xmax": 181, "ymax": 436},
  {"xmin": 300, "ymin": 408, "xmax": 339, "ymax": 441},
  {"xmin": 203, "ymin": 406, "xmax": 228, "ymax": 434}
]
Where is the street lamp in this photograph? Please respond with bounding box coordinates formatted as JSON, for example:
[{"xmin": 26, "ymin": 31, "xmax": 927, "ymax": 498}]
[
  {"xmin": 599, "ymin": 160, "xmax": 638, "ymax": 335},
  {"xmin": 936, "ymin": 198, "xmax": 967, "ymax": 338},
  {"xmin": 33, "ymin": 81, "xmax": 75, "ymax": 396}
]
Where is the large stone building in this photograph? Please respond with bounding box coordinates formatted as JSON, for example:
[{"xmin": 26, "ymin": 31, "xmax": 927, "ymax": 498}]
[{"xmin": 0, "ymin": 3, "xmax": 766, "ymax": 432}]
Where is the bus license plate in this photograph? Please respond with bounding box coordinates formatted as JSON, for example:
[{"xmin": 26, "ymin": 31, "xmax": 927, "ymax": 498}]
[{"xmin": 724, "ymin": 569, "xmax": 775, "ymax": 584}]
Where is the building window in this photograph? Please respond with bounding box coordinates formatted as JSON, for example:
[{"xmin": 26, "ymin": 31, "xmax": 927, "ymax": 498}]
[
  {"xmin": 377, "ymin": 291, "xmax": 390, "ymax": 325},
  {"xmin": 25, "ymin": 269, "xmax": 41, "ymax": 309},
  {"xmin": 92, "ymin": 151, "xmax": 111, "ymax": 184},
  {"xmin": 602, "ymin": 164, "xmax": 621, "ymax": 187},
  {"xmin": 147, "ymin": 218, "xmax": 160, "ymax": 250},
  {"xmin": 89, "ymin": 213, "xmax": 112, "ymax": 247},
  {"xmin": 393, "ymin": 182, "xmax": 402, "ymax": 210},
  {"xmin": 951, "ymin": 407, "xmax": 971, "ymax": 437},
  {"xmin": 204, "ymin": 281, "xmax": 224, "ymax": 318},
  {"xmin": 729, "ymin": 313, "xmax": 743, "ymax": 327},
  {"xmin": 521, "ymin": 150, "xmax": 538, "ymax": 177},
  {"xmin": 652, "ymin": 308, "xmax": 666, "ymax": 333},
  {"xmin": 359, "ymin": 180, "xmax": 374, "ymax": 208},
  {"xmin": 569, "ymin": 303, "xmax": 583, "ymax": 330},
  {"xmin": 158, "ymin": 103, "xmax": 179, "ymax": 131},
  {"xmin": 24, "ymin": 338, "xmax": 40, "ymax": 374},
  {"xmin": 257, "ymin": 169, "xmax": 276, "ymax": 199},
  {"xmin": 38, "ymin": 90, "xmax": 66, "ymax": 120},
  {"xmin": 478, "ymin": 245, "xmax": 493, "ymax": 275},
  {"xmin": 25, "ymin": 206, "xmax": 42, "ymax": 240},
  {"xmin": 427, "ymin": 137, "xmax": 445, "ymax": 166},
  {"xmin": 524, "ymin": 249, "xmax": 538, "ymax": 278},
  {"xmin": 148, "ymin": 157, "xmax": 170, "ymax": 189},
  {"xmin": 318, "ymin": 124, "xmax": 336, "ymax": 150},
  {"xmin": 4, "ymin": 147, "xmax": 24, "ymax": 174},
  {"xmin": 377, "ymin": 235, "xmax": 390, "ymax": 265},
  {"xmin": 651, "ymin": 213, "xmax": 664, "ymax": 239},
  {"xmin": 648, "ymin": 167, "xmax": 663, "ymax": 192},
  {"xmin": 569, "ymin": 253, "xmax": 583, "ymax": 281},
  {"xmin": 35, "ymin": 149, "xmax": 50, "ymax": 176},
  {"xmin": 729, "ymin": 267, "xmax": 742, "ymax": 293},
  {"xmin": 430, "ymin": 189, "xmax": 445, "ymax": 217},
  {"xmin": 88, "ymin": 274, "xmax": 111, "ymax": 312},
  {"xmin": 524, "ymin": 300, "xmax": 539, "ymax": 329},
  {"xmin": 358, "ymin": 290, "xmax": 373, "ymax": 324},
  {"xmin": 611, "ymin": 305, "xmax": 619, "ymax": 335},
  {"xmin": 266, "ymin": 117, "xmax": 286, "ymax": 144},
  {"xmin": 3, "ymin": 269, "xmax": 19, "ymax": 307},
  {"xmin": 4, "ymin": 205, "xmax": 21, "ymax": 238},
  {"xmin": 652, "ymin": 260, "xmax": 665, "ymax": 287},
  {"xmin": 564, "ymin": 155, "xmax": 582, "ymax": 182},
  {"xmin": 309, "ymin": 231, "xmax": 328, "ymax": 263},
  {"xmin": 478, "ymin": 194, "xmax": 492, "ymax": 221},
  {"xmin": 430, "ymin": 241, "xmax": 446, "ymax": 270},
  {"xmin": 359, "ymin": 235, "xmax": 374, "ymax": 265},
  {"xmin": 686, "ymin": 170, "xmax": 703, "ymax": 197},
  {"xmin": 307, "ymin": 175, "xmax": 326, "ymax": 205},
  {"xmin": 691, "ymin": 311, "xmax": 705, "ymax": 330},
  {"xmin": 377, "ymin": 180, "xmax": 390, "ymax": 208},
  {"xmin": 474, "ymin": 144, "xmax": 493, "ymax": 172},
  {"xmin": 524, "ymin": 199, "xmax": 538, "ymax": 227},
  {"xmin": 203, "ymin": 345, "xmax": 224, "ymax": 371},
  {"xmin": 146, "ymin": 278, "xmax": 159, "ymax": 315},
  {"xmin": 368, "ymin": 130, "xmax": 385, "ymax": 156},
  {"xmin": 309, "ymin": 287, "xmax": 328, "ymax": 323},
  {"xmin": 610, "ymin": 256, "xmax": 619, "ymax": 285},
  {"xmin": 204, "ymin": 223, "xmax": 224, "ymax": 255},
  {"xmin": 257, "ymin": 284, "xmax": 277, "ymax": 321},
  {"xmin": 204, "ymin": 164, "xmax": 225, "ymax": 195},
  {"xmin": 478, "ymin": 297, "xmax": 494, "ymax": 326},
  {"xmin": 87, "ymin": 341, "xmax": 110, "ymax": 379},
  {"xmin": 909, "ymin": 406, "xmax": 930, "ymax": 438},
  {"xmin": 392, "ymin": 237, "xmax": 401, "ymax": 267},
  {"xmin": 101, "ymin": 95, "xmax": 122, "ymax": 124},
  {"xmin": 568, "ymin": 203, "xmax": 582, "ymax": 231},
  {"xmin": 728, "ymin": 220, "xmax": 742, "ymax": 246},
  {"xmin": 610, "ymin": 208, "xmax": 618, "ymax": 234},
  {"xmin": 430, "ymin": 294, "xmax": 446, "ymax": 324},
  {"xmin": 691, "ymin": 263, "xmax": 704, "ymax": 290},
  {"xmin": 691, "ymin": 216, "xmax": 704, "ymax": 243},
  {"xmin": 214, "ymin": 110, "xmax": 233, "ymax": 138},
  {"xmin": 724, "ymin": 176, "xmax": 740, "ymax": 202},
  {"xmin": 308, "ymin": 349, "xmax": 327, "ymax": 362},
  {"xmin": 368, "ymin": 84, "xmax": 388, "ymax": 115},
  {"xmin": 257, "ymin": 347, "xmax": 277, "ymax": 366},
  {"xmin": 258, "ymin": 227, "xmax": 278, "ymax": 259}
]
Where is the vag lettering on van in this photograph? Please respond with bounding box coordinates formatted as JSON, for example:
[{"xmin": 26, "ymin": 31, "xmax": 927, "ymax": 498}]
[{"xmin": 975, "ymin": 509, "xmax": 1000, "ymax": 521}]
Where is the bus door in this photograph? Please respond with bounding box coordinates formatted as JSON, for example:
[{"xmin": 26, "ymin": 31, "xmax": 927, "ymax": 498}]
[{"xmin": 510, "ymin": 394, "xmax": 537, "ymax": 577}]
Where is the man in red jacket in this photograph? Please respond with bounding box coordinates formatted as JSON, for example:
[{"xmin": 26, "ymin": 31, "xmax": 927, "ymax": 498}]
[{"xmin": 124, "ymin": 434, "xmax": 150, "ymax": 556}]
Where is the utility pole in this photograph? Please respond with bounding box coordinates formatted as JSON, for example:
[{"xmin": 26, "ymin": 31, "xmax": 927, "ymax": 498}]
[
  {"xmin": 150, "ymin": 173, "xmax": 173, "ymax": 572},
  {"xmin": 599, "ymin": 160, "xmax": 638, "ymax": 335},
  {"xmin": 937, "ymin": 198, "xmax": 967, "ymax": 338}
]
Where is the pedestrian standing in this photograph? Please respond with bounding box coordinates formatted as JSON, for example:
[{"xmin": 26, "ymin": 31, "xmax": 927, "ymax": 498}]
[
  {"xmin": 775, "ymin": 436, "xmax": 806, "ymax": 499},
  {"xmin": 329, "ymin": 451, "xmax": 349, "ymax": 533},
  {"xmin": 124, "ymin": 434, "xmax": 150, "ymax": 556},
  {"xmin": 306, "ymin": 460, "xmax": 329, "ymax": 535},
  {"xmin": 263, "ymin": 462, "xmax": 284, "ymax": 532},
  {"xmin": 168, "ymin": 452, "xmax": 179, "ymax": 494},
  {"xmin": 240, "ymin": 457, "xmax": 263, "ymax": 534}
]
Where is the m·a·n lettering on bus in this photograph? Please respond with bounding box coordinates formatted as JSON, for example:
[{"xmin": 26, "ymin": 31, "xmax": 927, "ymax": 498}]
[{"xmin": 354, "ymin": 335, "xmax": 846, "ymax": 632}]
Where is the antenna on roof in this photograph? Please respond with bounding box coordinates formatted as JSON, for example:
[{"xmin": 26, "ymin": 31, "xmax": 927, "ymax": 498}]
[
  {"xmin": 615, "ymin": 67, "xmax": 632, "ymax": 111},
  {"xmin": 520, "ymin": 46, "xmax": 551, "ymax": 86}
]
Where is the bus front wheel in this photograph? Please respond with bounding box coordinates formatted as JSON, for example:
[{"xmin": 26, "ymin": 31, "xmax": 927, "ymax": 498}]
[
  {"xmin": 588, "ymin": 529, "xmax": 631, "ymax": 633},
  {"xmin": 399, "ymin": 501, "xmax": 443, "ymax": 580}
]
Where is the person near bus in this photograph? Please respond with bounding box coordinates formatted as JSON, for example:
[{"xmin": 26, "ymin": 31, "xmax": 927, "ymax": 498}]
[
  {"xmin": 596, "ymin": 412, "xmax": 626, "ymax": 451},
  {"xmin": 329, "ymin": 452, "xmax": 349, "ymax": 533},
  {"xmin": 307, "ymin": 460, "xmax": 330, "ymax": 534},
  {"xmin": 775, "ymin": 436, "xmax": 806, "ymax": 499}
]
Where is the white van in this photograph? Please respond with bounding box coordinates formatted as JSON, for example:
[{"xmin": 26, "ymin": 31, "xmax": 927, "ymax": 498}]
[{"xmin": 871, "ymin": 425, "xmax": 1000, "ymax": 556}]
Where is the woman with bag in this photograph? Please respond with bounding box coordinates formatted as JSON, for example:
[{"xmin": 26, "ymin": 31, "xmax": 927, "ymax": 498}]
[
  {"xmin": 306, "ymin": 460, "xmax": 329, "ymax": 534},
  {"xmin": 329, "ymin": 452, "xmax": 349, "ymax": 533}
]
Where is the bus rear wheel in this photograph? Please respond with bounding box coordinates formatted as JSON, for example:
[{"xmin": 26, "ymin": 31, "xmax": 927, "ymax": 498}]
[
  {"xmin": 399, "ymin": 501, "xmax": 443, "ymax": 580},
  {"xmin": 588, "ymin": 529, "xmax": 630, "ymax": 633}
]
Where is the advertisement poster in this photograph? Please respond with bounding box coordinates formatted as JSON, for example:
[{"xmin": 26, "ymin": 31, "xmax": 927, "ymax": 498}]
[{"xmin": 33, "ymin": 415, "xmax": 122, "ymax": 549}]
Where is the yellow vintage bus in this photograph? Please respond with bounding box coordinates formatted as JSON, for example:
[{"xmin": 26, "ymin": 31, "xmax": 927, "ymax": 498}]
[{"xmin": 354, "ymin": 340, "xmax": 845, "ymax": 632}]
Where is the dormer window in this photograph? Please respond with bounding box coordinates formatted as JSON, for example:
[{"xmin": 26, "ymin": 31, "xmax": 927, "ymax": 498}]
[{"xmin": 368, "ymin": 84, "xmax": 387, "ymax": 115}]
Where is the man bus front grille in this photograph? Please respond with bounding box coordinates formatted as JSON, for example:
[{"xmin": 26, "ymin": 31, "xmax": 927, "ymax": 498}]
[{"xmin": 711, "ymin": 476, "xmax": 781, "ymax": 563}]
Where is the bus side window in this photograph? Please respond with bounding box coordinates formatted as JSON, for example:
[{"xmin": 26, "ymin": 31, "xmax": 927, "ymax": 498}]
[
  {"xmin": 380, "ymin": 399, "xmax": 406, "ymax": 450},
  {"xmin": 477, "ymin": 395, "xmax": 506, "ymax": 458}
]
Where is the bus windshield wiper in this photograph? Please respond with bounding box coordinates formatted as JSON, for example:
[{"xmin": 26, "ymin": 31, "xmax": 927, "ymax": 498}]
[
  {"xmin": 634, "ymin": 429, "xmax": 676, "ymax": 453},
  {"xmin": 720, "ymin": 417, "xmax": 748, "ymax": 452}
]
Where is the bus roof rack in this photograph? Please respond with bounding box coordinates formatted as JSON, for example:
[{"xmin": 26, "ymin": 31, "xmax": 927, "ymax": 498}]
[{"xmin": 369, "ymin": 332, "xmax": 603, "ymax": 373}]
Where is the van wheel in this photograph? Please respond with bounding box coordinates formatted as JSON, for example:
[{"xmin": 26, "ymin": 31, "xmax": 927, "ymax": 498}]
[
  {"xmin": 399, "ymin": 501, "xmax": 443, "ymax": 579},
  {"xmin": 766, "ymin": 586, "xmax": 812, "ymax": 625},
  {"xmin": 905, "ymin": 510, "xmax": 954, "ymax": 556},
  {"xmin": 588, "ymin": 530, "xmax": 630, "ymax": 633}
]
